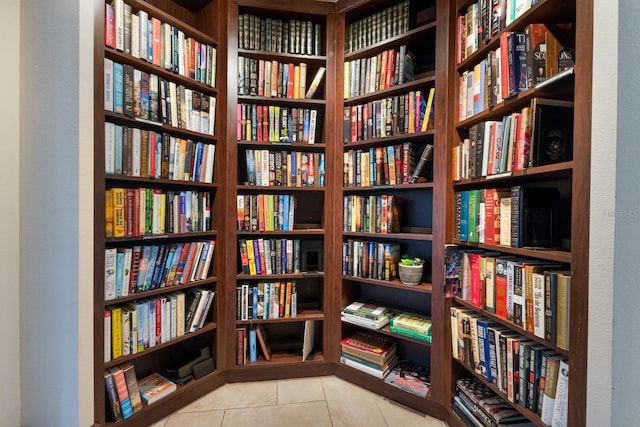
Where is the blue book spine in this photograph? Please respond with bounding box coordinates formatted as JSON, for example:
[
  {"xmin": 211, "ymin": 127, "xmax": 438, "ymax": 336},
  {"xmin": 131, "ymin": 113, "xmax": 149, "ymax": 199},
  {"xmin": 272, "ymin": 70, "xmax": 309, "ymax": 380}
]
[
  {"xmin": 278, "ymin": 195, "xmax": 285, "ymax": 231},
  {"xmin": 294, "ymin": 239, "xmax": 301, "ymax": 273},
  {"xmin": 281, "ymin": 239, "xmax": 287, "ymax": 274},
  {"xmin": 249, "ymin": 328, "xmax": 257, "ymax": 363},
  {"xmin": 115, "ymin": 251, "xmax": 125, "ymax": 298},
  {"xmin": 460, "ymin": 191, "xmax": 469, "ymax": 241},
  {"xmin": 144, "ymin": 245, "xmax": 159, "ymax": 291},
  {"xmin": 194, "ymin": 142, "xmax": 204, "ymax": 182},
  {"xmin": 185, "ymin": 190, "xmax": 193, "ymax": 232},
  {"xmin": 119, "ymin": 395, "xmax": 133, "ymax": 419},
  {"xmin": 475, "ymin": 320, "xmax": 491, "ymax": 382},
  {"xmin": 283, "ymin": 195, "xmax": 290, "ymax": 230},
  {"xmin": 253, "ymin": 240, "xmax": 262, "ymax": 275},
  {"xmin": 263, "ymin": 283, "xmax": 270, "ymax": 319},
  {"xmin": 369, "ymin": 147, "xmax": 375, "ymax": 185},
  {"xmin": 147, "ymin": 19, "xmax": 153, "ymax": 62},
  {"xmin": 319, "ymin": 153, "xmax": 325, "ymax": 187},
  {"xmin": 252, "ymin": 286, "xmax": 258, "ymax": 319},
  {"xmin": 150, "ymin": 245, "xmax": 166, "ymax": 289},
  {"xmin": 136, "ymin": 302, "xmax": 146, "ymax": 351},
  {"xmin": 113, "ymin": 62, "xmax": 124, "ymax": 114},
  {"xmin": 172, "ymin": 27, "xmax": 179, "ymax": 73},
  {"xmin": 290, "ymin": 151, "xmax": 296, "ymax": 185}
]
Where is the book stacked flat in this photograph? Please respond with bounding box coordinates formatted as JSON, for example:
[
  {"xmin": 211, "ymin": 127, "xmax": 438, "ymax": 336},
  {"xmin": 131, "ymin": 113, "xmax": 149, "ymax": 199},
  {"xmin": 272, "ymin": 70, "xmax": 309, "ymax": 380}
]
[
  {"xmin": 341, "ymin": 301, "xmax": 391, "ymax": 330},
  {"xmin": 383, "ymin": 360, "xmax": 431, "ymax": 398},
  {"xmin": 389, "ymin": 312, "xmax": 432, "ymax": 343},
  {"xmin": 453, "ymin": 377, "xmax": 532, "ymax": 427},
  {"xmin": 340, "ymin": 331, "xmax": 397, "ymax": 379}
]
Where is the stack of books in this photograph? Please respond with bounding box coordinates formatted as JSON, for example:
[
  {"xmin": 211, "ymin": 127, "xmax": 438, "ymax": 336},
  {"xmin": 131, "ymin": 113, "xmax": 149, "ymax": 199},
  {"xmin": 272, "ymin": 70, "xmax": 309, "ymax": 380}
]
[
  {"xmin": 341, "ymin": 301, "xmax": 391, "ymax": 330},
  {"xmin": 389, "ymin": 311, "xmax": 432, "ymax": 342},
  {"xmin": 384, "ymin": 360, "xmax": 431, "ymax": 398},
  {"xmin": 453, "ymin": 378, "xmax": 532, "ymax": 427},
  {"xmin": 340, "ymin": 330, "xmax": 397, "ymax": 379}
]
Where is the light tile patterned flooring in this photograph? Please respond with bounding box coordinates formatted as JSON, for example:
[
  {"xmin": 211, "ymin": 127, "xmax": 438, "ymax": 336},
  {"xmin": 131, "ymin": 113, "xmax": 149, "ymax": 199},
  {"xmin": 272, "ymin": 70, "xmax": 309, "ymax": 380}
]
[{"xmin": 151, "ymin": 376, "xmax": 448, "ymax": 427}]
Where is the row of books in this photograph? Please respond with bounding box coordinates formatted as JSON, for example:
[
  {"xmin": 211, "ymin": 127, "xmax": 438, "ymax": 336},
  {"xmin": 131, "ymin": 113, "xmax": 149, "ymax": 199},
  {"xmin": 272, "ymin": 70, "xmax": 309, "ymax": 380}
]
[
  {"xmin": 105, "ymin": 287, "xmax": 214, "ymax": 361},
  {"xmin": 105, "ymin": 59, "xmax": 216, "ymax": 135},
  {"xmin": 237, "ymin": 104, "xmax": 320, "ymax": 144},
  {"xmin": 105, "ymin": 0, "xmax": 217, "ymax": 87},
  {"xmin": 345, "ymin": 0, "xmax": 410, "ymax": 54},
  {"xmin": 453, "ymin": 378, "xmax": 529, "ymax": 427},
  {"xmin": 343, "ymin": 143, "xmax": 433, "ymax": 187},
  {"xmin": 236, "ymin": 194, "xmax": 296, "ymax": 232},
  {"xmin": 340, "ymin": 330, "xmax": 398, "ymax": 379},
  {"xmin": 343, "ymin": 194, "xmax": 402, "ymax": 234},
  {"xmin": 455, "ymin": 249, "xmax": 571, "ymax": 350},
  {"xmin": 236, "ymin": 281, "xmax": 298, "ymax": 320},
  {"xmin": 104, "ymin": 240, "xmax": 215, "ymax": 300},
  {"xmin": 105, "ymin": 123, "xmax": 215, "ymax": 182},
  {"xmin": 238, "ymin": 14, "xmax": 322, "ymax": 56},
  {"xmin": 343, "ymin": 89, "xmax": 434, "ymax": 143},
  {"xmin": 245, "ymin": 149, "xmax": 325, "ymax": 188},
  {"xmin": 451, "ymin": 309, "xmax": 569, "ymax": 426},
  {"xmin": 341, "ymin": 301, "xmax": 432, "ymax": 343},
  {"xmin": 239, "ymin": 57, "xmax": 326, "ymax": 100},
  {"xmin": 455, "ymin": 186, "xmax": 562, "ymax": 249},
  {"xmin": 344, "ymin": 45, "xmax": 415, "ymax": 99},
  {"xmin": 238, "ymin": 238, "xmax": 302, "ymax": 276},
  {"xmin": 457, "ymin": 0, "xmax": 540, "ymax": 63},
  {"xmin": 236, "ymin": 324, "xmax": 272, "ymax": 365},
  {"xmin": 342, "ymin": 240, "xmax": 400, "ymax": 281}
]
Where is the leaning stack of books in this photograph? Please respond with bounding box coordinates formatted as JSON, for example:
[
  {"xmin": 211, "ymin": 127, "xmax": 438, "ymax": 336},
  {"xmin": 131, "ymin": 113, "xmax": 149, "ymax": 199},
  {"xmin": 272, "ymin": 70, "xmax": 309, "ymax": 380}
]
[
  {"xmin": 389, "ymin": 311, "xmax": 432, "ymax": 342},
  {"xmin": 341, "ymin": 301, "xmax": 391, "ymax": 330},
  {"xmin": 340, "ymin": 330, "xmax": 397, "ymax": 379},
  {"xmin": 453, "ymin": 377, "xmax": 533, "ymax": 427}
]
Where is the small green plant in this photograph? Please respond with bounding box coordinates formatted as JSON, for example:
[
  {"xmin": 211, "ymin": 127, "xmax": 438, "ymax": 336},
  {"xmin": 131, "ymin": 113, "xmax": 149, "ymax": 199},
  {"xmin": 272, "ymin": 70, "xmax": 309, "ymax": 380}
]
[{"xmin": 399, "ymin": 255, "xmax": 424, "ymax": 266}]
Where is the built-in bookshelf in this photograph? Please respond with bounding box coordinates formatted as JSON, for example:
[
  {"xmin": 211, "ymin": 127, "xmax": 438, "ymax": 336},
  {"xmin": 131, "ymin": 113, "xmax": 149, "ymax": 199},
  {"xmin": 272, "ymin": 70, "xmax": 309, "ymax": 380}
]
[
  {"xmin": 95, "ymin": 0, "xmax": 227, "ymax": 425},
  {"xmin": 334, "ymin": 0, "xmax": 446, "ymax": 416},
  {"xmin": 443, "ymin": 0, "xmax": 589, "ymax": 426},
  {"xmin": 224, "ymin": 1, "xmax": 337, "ymax": 382}
]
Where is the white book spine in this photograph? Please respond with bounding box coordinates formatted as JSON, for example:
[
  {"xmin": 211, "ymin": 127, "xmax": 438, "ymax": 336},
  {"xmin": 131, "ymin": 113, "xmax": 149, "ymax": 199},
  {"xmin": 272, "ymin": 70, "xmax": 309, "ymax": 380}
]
[{"xmin": 104, "ymin": 58, "xmax": 114, "ymax": 112}]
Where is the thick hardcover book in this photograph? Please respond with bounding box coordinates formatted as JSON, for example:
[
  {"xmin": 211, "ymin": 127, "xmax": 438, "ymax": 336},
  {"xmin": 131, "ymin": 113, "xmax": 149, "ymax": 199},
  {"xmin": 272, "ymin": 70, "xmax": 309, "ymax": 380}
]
[
  {"xmin": 104, "ymin": 370, "xmax": 122, "ymax": 421},
  {"xmin": 138, "ymin": 373, "xmax": 177, "ymax": 404}
]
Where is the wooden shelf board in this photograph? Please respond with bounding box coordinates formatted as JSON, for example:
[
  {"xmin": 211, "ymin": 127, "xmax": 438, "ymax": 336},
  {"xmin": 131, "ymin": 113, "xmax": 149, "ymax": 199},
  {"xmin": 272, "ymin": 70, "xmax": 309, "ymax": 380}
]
[
  {"xmin": 343, "ymin": 231, "xmax": 433, "ymax": 241},
  {"xmin": 104, "ymin": 111, "xmax": 217, "ymax": 142},
  {"xmin": 103, "ymin": 323, "xmax": 217, "ymax": 370},
  {"xmin": 237, "ymin": 95, "xmax": 326, "ymax": 106},
  {"xmin": 344, "ymin": 74, "xmax": 436, "ymax": 106},
  {"xmin": 237, "ymin": 141, "xmax": 327, "ymax": 150},
  {"xmin": 452, "ymin": 162, "xmax": 573, "ymax": 187},
  {"xmin": 238, "ymin": 48, "xmax": 327, "ymax": 63},
  {"xmin": 236, "ymin": 184, "xmax": 325, "ymax": 192},
  {"xmin": 237, "ymin": 272, "xmax": 324, "ymax": 280},
  {"xmin": 106, "ymin": 230, "xmax": 218, "ymax": 244},
  {"xmin": 343, "ymin": 130, "xmax": 434, "ymax": 149},
  {"xmin": 106, "ymin": 175, "xmax": 219, "ymax": 189},
  {"xmin": 238, "ymin": 229, "xmax": 325, "ymax": 236},
  {"xmin": 451, "ymin": 241, "xmax": 572, "ymax": 263},
  {"xmin": 104, "ymin": 277, "xmax": 218, "ymax": 306},
  {"xmin": 236, "ymin": 310, "xmax": 324, "ymax": 325},
  {"xmin": 343, "ymin": 182, "xmax": 434, "ymax": 192},
  {"xmin": 343, "ymin": 275, "xmax": 433, "ymax": 293}
]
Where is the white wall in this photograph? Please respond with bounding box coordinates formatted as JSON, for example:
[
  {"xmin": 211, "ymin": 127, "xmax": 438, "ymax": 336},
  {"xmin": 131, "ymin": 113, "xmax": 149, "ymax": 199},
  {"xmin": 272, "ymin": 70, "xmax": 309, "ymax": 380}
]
[
  {"xmin": 0, "ymin": 0, "xmax": 22, "ymax": 424},
  {"xmin": 611, "ymin": 0, "xmax": 640, "ymax": 424},
  {"xmin": 19, "ymin": 0, "xmax": 94, "ymax": 425},
  {"xmin": 588, "ymin": 0, "xmax": 619, "ymax": 425}
]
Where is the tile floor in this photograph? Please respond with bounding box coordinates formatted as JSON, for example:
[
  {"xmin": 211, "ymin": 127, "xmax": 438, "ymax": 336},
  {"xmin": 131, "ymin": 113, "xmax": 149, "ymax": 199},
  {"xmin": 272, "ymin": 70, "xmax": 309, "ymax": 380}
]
[{"xmin": 151, "ymin": 376, "xmax": 448, "ymax": 427}]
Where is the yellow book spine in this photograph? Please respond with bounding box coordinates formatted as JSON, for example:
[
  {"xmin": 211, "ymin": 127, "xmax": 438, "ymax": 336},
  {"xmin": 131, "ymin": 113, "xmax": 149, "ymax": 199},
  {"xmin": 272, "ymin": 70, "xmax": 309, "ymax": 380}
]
[
  {"xmin": 105, "ymin": 190, "xmax": 114, "ymax": 238},
  {"xmin": 112, "ymin": 188, "xmax": 126, "ymax": 238},
  {"xmin": 111, "ymin": 306, "xmax": 122, "ymax": 359},
  {"xmin": 284, "ymin": 281, "xmax": 292, "ymax": 318},
  {"xmin": 294, "ymin": 65, "xmax": 301, "ymax": 99},
  {"xmin": 246, "ymin": 239, "xmax": 257, "ymax": 276}
]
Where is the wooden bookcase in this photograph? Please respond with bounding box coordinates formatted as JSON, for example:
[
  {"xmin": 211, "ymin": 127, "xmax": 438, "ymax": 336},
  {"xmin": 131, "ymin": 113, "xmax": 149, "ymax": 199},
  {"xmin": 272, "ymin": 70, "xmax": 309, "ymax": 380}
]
[
  {"xmin": 93, "ymin": 0, "xmax": 592, "ymax": 425},
  {"xmin": 94, "ymin": 0, "xmax": 227, "ymax": 425},
  {"xmin": 223, "ymin": 0, "xmax": 339, "ymax": 383},
  {"xmin": 440, "ymin": 0, "xmax": 590, "ymax": 426}
]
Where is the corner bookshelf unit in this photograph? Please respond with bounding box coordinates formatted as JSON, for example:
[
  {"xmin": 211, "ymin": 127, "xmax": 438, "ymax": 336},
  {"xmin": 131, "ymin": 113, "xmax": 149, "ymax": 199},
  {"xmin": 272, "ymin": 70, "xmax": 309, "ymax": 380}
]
[
  {"xmin": 224, "ymin": 0, "xmax": 338, "ymax": 383},
  {"xmin": 333, "ymin": 0, "xmax": 447, "ymax": 417},
  {"xmin": 95, "ymin": 0, "xmax": 227, "ymax": 425},
  {"xmin": 443, "ymin": 0, "xmax": 590, "ymax": 426}
]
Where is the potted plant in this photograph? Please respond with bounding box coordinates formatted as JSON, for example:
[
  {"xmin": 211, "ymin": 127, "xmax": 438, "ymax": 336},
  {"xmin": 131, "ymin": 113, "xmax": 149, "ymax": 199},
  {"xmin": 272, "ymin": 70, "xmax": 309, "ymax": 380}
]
[{"xmin": 398, "ymin": 255, "xmax": 424, "ymax": 286}]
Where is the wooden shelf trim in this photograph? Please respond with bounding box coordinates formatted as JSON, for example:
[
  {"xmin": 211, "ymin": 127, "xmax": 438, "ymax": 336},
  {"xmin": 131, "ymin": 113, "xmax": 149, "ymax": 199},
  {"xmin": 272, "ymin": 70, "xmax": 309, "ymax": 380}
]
[
  {"xmin": 236, "ymin": 310, "xmax": 324, "ymax": 325},
  {"xmin": 104, "ymin": 277, "xmax": 218, "ymax": 306},
  {"xmin": 237, "ymin": 141, "xmax": 326, "ymax": 150},
  {"xmin": 451, "ymin": 240, "xmax": 572, "ymax": 264},
  {"xmin": 237, "ymin": 229, "xmax": 325, "ymax": 236},
  {"xmin": 106, "ymin": 174, "xmax": 219, "ymax": 189},
  {"xmin": 452, "ymin": 297, "xmax": 570, "ymax": 356},
  {"xmin": 105, "ymin": 48, "xmax": 218, "ymax": 95},
  {"xmin": 235, "ymin": 351, "xmax": 326, "ymax": 368},
  {"xmin": 342, "ymin": 275, "xmax": 433, "ymax": 293},
  {"xmin": 343, "ymin": 73, "xmax": 436, "ymax": 106},
  {"xmin": 345, "ymin": 20, "xmax": 438, "ymax": 60},
  {"xmin": 236, "ymin": 184, "xmax": 325, "ymax": 192},
  {"xmin": 104, "ymin": 111, "xmax": 217, "ymax": 142},
  {"xmin": 343, "ymin": 130, "xmax": 434, "ymax": 149},
  {"xmin": 343, "ymin": 182, "xmax": 434, "ymax": 192},
  {"xmin": 343, "ymin": 231, "xmax": 433, "ymax": 241},
  {"xmin": 452, "ymin": 162, "xmax": 573, "ymax": 187},
  {"xmin": 106, "ymin": 230, "xmax": 218, "ymax": 244},
  {"xmin": 237, "ymin": 272, "xmax": 324, "ymax": 279},
  {"xmin": 237, "ymin": 95, "xmax": 327, "ymax": 106},
  {"xmin": 103, "ymin": 322, "xmax": 217, "ymax": 370},
  {"xmin": 238, "ymin": 47, "xmax": 327, "ymax": 63}
]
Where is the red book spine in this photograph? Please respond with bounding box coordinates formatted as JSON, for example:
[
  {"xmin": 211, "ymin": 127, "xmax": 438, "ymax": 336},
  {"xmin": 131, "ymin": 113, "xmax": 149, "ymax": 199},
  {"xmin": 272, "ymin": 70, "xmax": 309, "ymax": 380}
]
[{"xmin": 105, "ymin": 4, "xmax": 116, "ymax": 49}]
